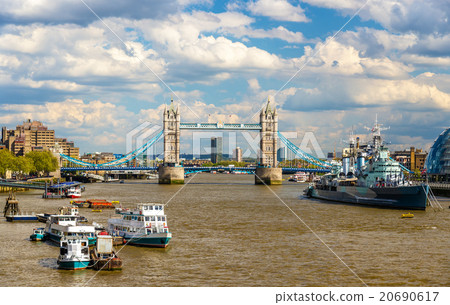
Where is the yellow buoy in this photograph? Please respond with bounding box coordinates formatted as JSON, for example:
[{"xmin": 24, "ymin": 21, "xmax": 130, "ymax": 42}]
[
  {"xmin": 92, "ymin": 209, "xmax": 102, "ymax": 212},
  {"xmin": 401, "ymin": 212, "xmax": 414, "ymax": 218}
]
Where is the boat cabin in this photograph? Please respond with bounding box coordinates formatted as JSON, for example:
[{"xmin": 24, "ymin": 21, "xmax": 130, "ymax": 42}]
[
  {"xmin": 109, "ymin": 203, "xmax": 169, "ymax": 236},
  {"xmin": 48, "ymin": 215, "xmax": 79, "ymax": 226},
  {"xmin": 59, "ymin": 236, "xmax": 89, "ymax": 259},
  {"xmin": 127, "ymin": 203, "xmax": 165, "ymax": 216},
  {"xmin": 33, "ymin": 228, "xmax": 44, "ymax": 235}
]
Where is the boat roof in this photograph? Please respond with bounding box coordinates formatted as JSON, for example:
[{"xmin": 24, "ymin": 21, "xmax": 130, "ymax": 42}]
[
  {"xmin": 51, "ymin": 214, "xmax": 79, "ymax": 218},
  {"xmin": 61, "ymin": 235, "xmax": 89, "ymax": 241},
  {"xmin": 48, "ymin": 182, "xmax": 83, "ymax": 189},
  {"xmin": 137, "ymin": 203, "xmax": 162, "ymax": 207}
]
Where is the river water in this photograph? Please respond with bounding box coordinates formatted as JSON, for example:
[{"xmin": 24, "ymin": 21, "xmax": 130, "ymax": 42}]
[{"xmin": 0, "ymin": 173, "xmax": 449, "ymax": 287}]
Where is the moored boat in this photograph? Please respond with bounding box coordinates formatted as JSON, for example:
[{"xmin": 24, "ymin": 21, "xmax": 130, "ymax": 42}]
[
  {"xmin": 90, "ymin": 232, "xmax": 122, "ymax": 271},
  {"xmin": 37, "ymin": 213, "xmax": 52, "ymax": 223},
  {"xmin": 289, "ymin": 171, "xmax": 308, "ymax": 182},
  {"xmin": 66, "ymin": 187, "xmax": 81, "ymax": 198},
  {"xmin": 107, "ymin": 203, "xmax": 172, "ymax": 247},
  {"xmin": 30, "ymin": 228, "xmax": 45, "ymax": 241},
  {"xmin": 37, "ymin": 206, "xmax": 88, "ymax": 223},
  {"xmin": 3, "ymin": 192, "xmax": 38, "ymax": 222},
  {"xmin": 70, "ymin": 199, "xmax": 115, "ymax": 209},
  {"xmin": 57, "ymin": 236, "xmax": 90, "ymax": 270},
  {"xmin": 44, "ymin": 215, "xmax": 96, "ymax": 245},
  {"xmin": 6, "ymin": 213, "xmax": 38, "ymax": 222}
]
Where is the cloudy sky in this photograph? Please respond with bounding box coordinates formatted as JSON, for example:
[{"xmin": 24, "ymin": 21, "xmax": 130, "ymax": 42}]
[{"xmin": 0, "ymin": 0, "xmax": 449, "ymax": 156}]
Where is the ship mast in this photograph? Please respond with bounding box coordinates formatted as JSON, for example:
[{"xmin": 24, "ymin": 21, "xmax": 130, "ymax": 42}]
[{"xmin": 365, "ymin": 114, "xmax": 389, "ymax": 151}]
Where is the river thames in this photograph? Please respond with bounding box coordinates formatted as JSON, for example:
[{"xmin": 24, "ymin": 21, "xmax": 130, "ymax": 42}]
[{"xmin": 0, "ymin": 173, "xmax": 449, "ymax": 287}]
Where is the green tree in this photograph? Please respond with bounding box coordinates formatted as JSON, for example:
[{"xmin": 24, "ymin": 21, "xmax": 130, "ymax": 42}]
[
  {"xmin": 13, "ymin": 156, "xmax": 35, "ymax": 179},
  {"xmin": 26, "ymin": 151, "xmax": 58, "ymax": 176},
  {"xmin": 0, "ymin": 150, "xmax": 15, "ymax": 177}
]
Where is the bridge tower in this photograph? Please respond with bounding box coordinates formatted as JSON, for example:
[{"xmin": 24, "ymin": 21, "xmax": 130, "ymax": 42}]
[
  {"xmin": 163, "ymin": 99, "xmax": 180, "ymax": 165},
  {"xmin": 158, "ymin": 99, "xmax": 184, "ymax": 184},
  {"xmin": 259, "ymin": 100, "xmax": 278, "ymax": 167},
  {"xmin": 255, "ymin": 99, "xmax": 282, "ymax": 185}
]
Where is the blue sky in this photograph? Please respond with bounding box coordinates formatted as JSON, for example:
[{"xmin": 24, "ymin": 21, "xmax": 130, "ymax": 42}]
[{"xmin": 0, "ymin": 0, "xmax": 449, "ymax": 156}]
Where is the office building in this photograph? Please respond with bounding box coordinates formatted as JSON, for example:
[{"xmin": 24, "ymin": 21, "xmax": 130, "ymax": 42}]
[
  {"xmin": 233, "ymin": 147, "xmax": 242, "ymax": 162},
  {"xmin": 211, "ymin": 137, "xmax": 223, "ymax": 163}
]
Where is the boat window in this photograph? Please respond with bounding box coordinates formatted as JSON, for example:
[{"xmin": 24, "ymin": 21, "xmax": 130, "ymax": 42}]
[
  {"xmin": 145, "ymin": 217, "xmax": 150, "ymax": 221},
  {"xmin": 149, "ymin": 206, "xmax": 153, "ymax": 210},
  {"xmin": 143, "ymin": 206, "xmax": 147, "ymax": 210},
  {"xmin": 151, "ymin": 216, "xmax": 155, "ymax": 221},
  {"xmin": 157, "ymin": 216, "xmax": 161, "ymax": 221},
  {"xmin": 162, "ymin": 217, "xmax": 165, "ymax": 221}
]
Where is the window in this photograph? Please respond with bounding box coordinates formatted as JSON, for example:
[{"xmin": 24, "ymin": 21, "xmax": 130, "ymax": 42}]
[{"xmin": 145, "ymin": 217, "xmax": 150, "ymax": 221}]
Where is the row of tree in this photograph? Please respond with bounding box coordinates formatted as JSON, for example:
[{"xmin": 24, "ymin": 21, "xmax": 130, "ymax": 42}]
[{"xmin": 0, "ymin": 150, "xmax": 59, "ymax": 178}]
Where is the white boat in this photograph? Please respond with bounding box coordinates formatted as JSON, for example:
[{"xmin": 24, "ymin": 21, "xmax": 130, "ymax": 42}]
[
  {"xmin": 44, "ymin": 215, "xmax": 96, "ymax": 245},
  {"xmin": 57, "ymin": 236, "xmax": 90, "ymax": 270},
  {"xmin": 289, "ymin": 171, "xmax": 309, "ymax": 183},
  {"xmin": 107, "ymin": 203, "xmax": 172, "ymax": 248},
  {"xmin": 66, "ymin": 187, "xmax": 81, "ymax": 198}
]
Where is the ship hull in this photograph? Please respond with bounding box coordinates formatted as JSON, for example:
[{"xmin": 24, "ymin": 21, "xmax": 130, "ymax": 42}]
[
  {"xmin": 306, "ymin": 184, "xmax": 428, "ymax": 210},
  {"xmin": 58, "ymin": 260, "xmax": 90, "ymax": 270},
  {"xmin": 6, "ymin": 215, "xmax": 38, "ymax": 222},
  {"xmin": 123, "ymin": 235, "xmax": 171, "ymax": 248}
]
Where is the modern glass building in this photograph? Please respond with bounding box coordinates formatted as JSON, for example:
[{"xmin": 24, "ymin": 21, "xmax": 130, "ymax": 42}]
[
  {"xmin": 425, "ymin": 128, "xmax": 450, "ymax": 180},
  {"xmin": 211, "ymin": 137, "xmax": 223, "ymax": 163}
]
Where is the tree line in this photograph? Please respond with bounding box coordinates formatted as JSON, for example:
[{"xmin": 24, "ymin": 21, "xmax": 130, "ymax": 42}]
[{"xmin": 0, "ymin": 150, "xmax": 59, "ymax": 178}]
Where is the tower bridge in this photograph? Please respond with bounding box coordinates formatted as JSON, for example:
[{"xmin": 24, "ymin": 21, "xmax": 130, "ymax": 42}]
[
  {"xmin": 59, "ymin": 100, "xmax": 332, "ymax": 184},
  {"xmin": 159, "ymin": 100, "xmax": 281, "ymax": 184}
]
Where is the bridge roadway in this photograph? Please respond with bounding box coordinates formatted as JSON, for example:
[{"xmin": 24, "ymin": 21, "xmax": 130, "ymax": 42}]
[
  {"xmin": 61, "ymin": 167, "xmax": 330, "ymax": 174},
  {"xmin": 180, "ymin": 122, "xmax": 262, "ymax": 130}
]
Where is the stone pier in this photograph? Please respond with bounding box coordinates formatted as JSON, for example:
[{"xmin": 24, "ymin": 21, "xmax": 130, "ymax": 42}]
[
  {"xmin": 158, "ymin": 165, "xmax": 184, "ymax": 184},
  {"xmin": 254, "ymin": 167, "xmax": 282, "ymax": 185}
]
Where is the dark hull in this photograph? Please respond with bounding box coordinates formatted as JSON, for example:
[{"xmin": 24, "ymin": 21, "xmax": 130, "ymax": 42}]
[
  {"xmin": 6, "ymin": 215, "xmax": 38, "ymax": 222},
  {"xmin": 306, "ymin": 184, "xmax": 428, "ymax": 210}
]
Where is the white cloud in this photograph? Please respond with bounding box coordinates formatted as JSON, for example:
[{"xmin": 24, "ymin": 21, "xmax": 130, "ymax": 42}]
[
  {"xmin": 298, "ymin": 39, "xmax": 413, "ymax": 79},
  {"xmin": 0, "ymin": 99, "xmax": 139, "ymax": 152},
  {"xmin": 247, "ymin": 78, "xmax": 261, "ymax": 91},
  {"xmin": 247, "ymin": 0, "xmax": 309, "ymax": 22},
  {"xmin": 0, "ymin": 23, "xmax": 166, "ymax": 100},
  {"xmin": 225, "ymin": 25, "xmax": 307, "ymax": 43},
  {"xmin": 0, "ymin": 0, "xmax": 178, "ymax": 25},
  {"xmin": 400, "ymin": 54, "xmax": 450, "ymax": 67},
  {"xmin": 133, "ymin": 12, "xmax": 297, "ymax": 78},
  {"xmin": 304, "ymin": 0, "xmax": 450, "ymax": 35}
]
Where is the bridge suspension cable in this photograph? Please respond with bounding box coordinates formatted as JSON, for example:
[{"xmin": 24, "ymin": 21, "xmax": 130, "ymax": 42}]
[
  {"xmin": 277, "ymin": 131, "xmax": 332, "ymax": 168},
  {"xmin": 60, "ymin": 129, "xmax": 164, "ymax": 167}
]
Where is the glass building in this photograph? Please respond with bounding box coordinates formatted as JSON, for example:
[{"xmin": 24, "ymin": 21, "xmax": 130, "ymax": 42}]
[
  {"xmin": 425, "ymin": 128, "xmax": 450, "ymax": 180},
  {"xmin": 211, "ymin": 137, "xmax": 223, "ymax": 163}
]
